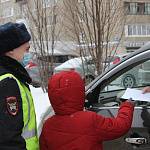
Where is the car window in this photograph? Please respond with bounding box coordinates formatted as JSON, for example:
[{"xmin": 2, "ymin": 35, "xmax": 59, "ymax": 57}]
[
  {"xmin": 105, "ymin": 64, "xmax": 142, "ymax": 91},
  {"xmin": 99, "ymin": 60, "xmax": 150, "ymax": 107}
]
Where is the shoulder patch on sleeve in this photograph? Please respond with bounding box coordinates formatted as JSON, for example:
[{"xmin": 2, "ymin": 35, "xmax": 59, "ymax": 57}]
[{"xmin": 6, "ymin": 97, "xmax": 18, "ymax": 116}]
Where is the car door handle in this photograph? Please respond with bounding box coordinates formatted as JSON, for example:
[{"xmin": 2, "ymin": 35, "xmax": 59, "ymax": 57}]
[{"xmin": 125, "ymin": 137, "xmax": 147, "ymax": 145}]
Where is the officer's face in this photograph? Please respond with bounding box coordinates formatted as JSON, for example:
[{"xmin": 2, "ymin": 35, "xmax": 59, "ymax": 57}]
[{"xmin": 5, "ymin": 42, "xmax": 30, "ymax": 61}]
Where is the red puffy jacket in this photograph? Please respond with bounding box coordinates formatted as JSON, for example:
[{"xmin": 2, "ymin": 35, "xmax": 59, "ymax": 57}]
[{"xmin": 40, "ymin": 71, "xmax": 134, "ymax": 150}]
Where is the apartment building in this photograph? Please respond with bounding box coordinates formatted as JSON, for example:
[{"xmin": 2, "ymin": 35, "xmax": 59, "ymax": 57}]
[
  {"xmin": 0, "ymin": 0, "xmax": 77, "ymax": 53},
  {"xmin": 0, "ymin": 0, "xmax": 15, "ymax": 23},
  {"xmin": 123, "ymin": 0, "xmax": 150, "ymax": 52},
  {"xmin": 0, "ymin": 0, "xmax": 150, "ymax": 54}
]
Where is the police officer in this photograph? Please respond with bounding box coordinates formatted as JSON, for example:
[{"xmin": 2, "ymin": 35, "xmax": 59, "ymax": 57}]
[{"xmin": 0, "ymin": 22, "xmax": 39, "ymax": 150}]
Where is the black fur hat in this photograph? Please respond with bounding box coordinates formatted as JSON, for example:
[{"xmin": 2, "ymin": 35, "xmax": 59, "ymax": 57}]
[{"xmin": 0, "ymin": 22, "xmax": 31, "ymax": 55}]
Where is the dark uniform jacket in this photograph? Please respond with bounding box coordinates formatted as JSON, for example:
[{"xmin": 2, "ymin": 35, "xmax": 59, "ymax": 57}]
[{"xmin": 0, "ymin": 56, "xmax": 32, "ymax": 150}]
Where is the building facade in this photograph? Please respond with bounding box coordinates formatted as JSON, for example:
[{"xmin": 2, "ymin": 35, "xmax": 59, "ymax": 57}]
[
  {"xmin": 123, "ymin": 0, "xmax": 150, "ymax": 52},
  {"xmin": 0, "ymin": 0, "xmax": 150, "ymax": 54}
]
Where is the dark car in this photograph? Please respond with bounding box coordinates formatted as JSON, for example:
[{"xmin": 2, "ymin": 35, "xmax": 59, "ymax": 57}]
[{"xmin": 85, "ymin": 42, "xmax": 150, "ymax": 150}]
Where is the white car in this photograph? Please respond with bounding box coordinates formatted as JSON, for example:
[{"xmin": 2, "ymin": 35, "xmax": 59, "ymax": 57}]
[
  {"xmin": 54, "ymin": 56, "xmax": 96, "ymax": 84},
  {"xmin": 105, "ymin": 53, "xmax": 141, "ymax": 88}
]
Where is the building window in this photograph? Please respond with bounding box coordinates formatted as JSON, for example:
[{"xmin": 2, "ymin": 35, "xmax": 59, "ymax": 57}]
[
  {"xmin": 129, "ymin": 3, "xmax": 138, "ymax": 14},
  {"xmin": 144, "ymin": 3, "xmax": 150, "ymax": 15},
  {"xmin": 125, "ymin": 24, "xmax": 150, "ymax": 37},
  {"xmin": 124, "ymin": 2, "xmax": 145, "ymax": 15},
  {"xmin": 2, "ymin": 7, "xmax": 13, "ymax": 18},
  {"xmin": 42, "ymin": 0, "xmax": 57, "ymax": 8}
]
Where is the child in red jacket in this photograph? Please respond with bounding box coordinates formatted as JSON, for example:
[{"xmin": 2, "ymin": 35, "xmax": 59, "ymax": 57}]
[{"xmin": 40, "ymin": 71, "xmax": 134, "ymax": 150}]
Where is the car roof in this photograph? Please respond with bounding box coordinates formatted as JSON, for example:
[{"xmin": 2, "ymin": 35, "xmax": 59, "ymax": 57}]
[{"xmin": 55, "ymin": 56, "xmax": 92, "ymax": 69}]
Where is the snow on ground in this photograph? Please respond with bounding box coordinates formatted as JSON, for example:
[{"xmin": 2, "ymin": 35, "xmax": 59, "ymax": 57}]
[{"xmin": 30, "ymin": 85, "xmax": 54, "ymax": 136}]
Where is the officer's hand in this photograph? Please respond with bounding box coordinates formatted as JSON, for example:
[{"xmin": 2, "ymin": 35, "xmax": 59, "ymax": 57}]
[{"xmin": 142, "ymin": 86, "xmax": 150, "ymax": 94}]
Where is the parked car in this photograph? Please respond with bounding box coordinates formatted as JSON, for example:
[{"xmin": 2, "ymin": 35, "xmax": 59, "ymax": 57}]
[
  {"xmin": 105, "ymin": 53, "xmax": 143, "ymax": 88},
  {"xmin": 85, "ymin": 42, "xmax": 150, "ymax": 150},
  {"xmin": 138, "ymin": 60, "xmax": 150, "ymax": 85},
  {"xmin": 25, "ymin": 51, "xmax": 78, "ymax": 87},
  {"xmin": 53, "ymin": 56, "xmax": 96, "ymax": 85},
  {"xmin": 103, "ymin": 53, "xmax": 129, "ymax": 68}
]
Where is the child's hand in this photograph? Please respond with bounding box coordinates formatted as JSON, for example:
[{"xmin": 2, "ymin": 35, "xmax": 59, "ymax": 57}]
[{"xmin": 126, "ymin": 98, "xmax": 135, "ymax": 106}]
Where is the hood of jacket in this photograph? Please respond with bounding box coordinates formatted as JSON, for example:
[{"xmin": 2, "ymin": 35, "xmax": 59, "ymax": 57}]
[{"xmin": 48, "ymin": 71, "xmax": 85, "ymax": 115}]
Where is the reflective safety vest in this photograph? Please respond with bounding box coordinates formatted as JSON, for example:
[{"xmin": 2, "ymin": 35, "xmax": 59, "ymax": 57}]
[{"xmin": 0, "ymin": 73, "xmax": 39, "ymax": 150}]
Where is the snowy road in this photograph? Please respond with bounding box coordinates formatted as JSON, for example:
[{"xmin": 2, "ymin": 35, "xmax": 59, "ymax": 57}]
[{"xmin": 30, "ymin": 86, "xmax": 54, "ymax": 136}]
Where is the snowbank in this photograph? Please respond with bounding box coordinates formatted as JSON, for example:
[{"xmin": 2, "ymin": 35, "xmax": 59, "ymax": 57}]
[{"xmin": 30, "ymin": 86, "xmax": 54, "ymax": 136}]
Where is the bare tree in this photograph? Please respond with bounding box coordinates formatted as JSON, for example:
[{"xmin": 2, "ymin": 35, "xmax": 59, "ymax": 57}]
[
  {"xmin": 22, "ymin": 0, "xmax": 61, "ymax": 91},
  {"xmin": 63, "ymin": 0, "xmax": 126, "ymax": 80}
]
